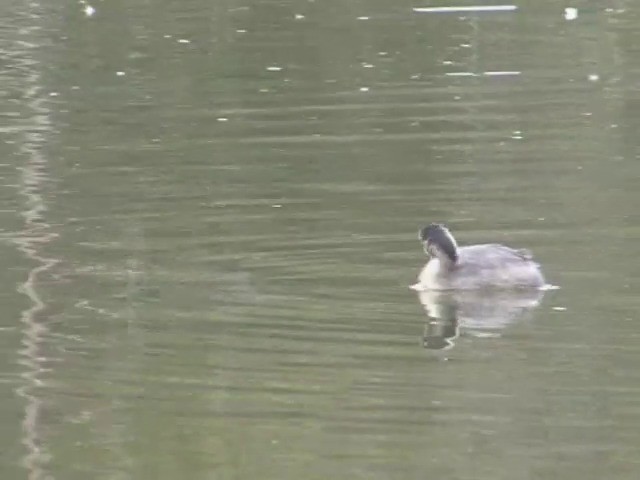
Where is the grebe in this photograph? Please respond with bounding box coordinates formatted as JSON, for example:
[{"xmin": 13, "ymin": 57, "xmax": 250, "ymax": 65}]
[{"xmin": 412, "ymin": 223, "xmax": 545, "ymax": 290}]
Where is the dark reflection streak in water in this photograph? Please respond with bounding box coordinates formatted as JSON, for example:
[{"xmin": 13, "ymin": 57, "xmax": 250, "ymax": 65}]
[{"xmin": 11, "ymin": 14, "xmax": 58, "ymax": 480}]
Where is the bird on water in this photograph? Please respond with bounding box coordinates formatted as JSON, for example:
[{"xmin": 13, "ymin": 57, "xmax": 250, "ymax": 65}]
[{"xmin": 412, "ymin": 223, "xmax": 545, "ymax": 291}]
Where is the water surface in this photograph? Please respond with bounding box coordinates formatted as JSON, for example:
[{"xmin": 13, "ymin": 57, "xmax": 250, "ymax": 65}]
[{"xmin": 2, "ymin": 1, "xmax": 639, "ymax": 479}]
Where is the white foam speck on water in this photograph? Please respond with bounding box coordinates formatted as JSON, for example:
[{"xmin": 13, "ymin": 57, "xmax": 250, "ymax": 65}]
[
  {"xmin": 588, "ymin": 74, "xmax": 600, "ymax": 82},
  {"xmin": 446, "ymin": 71, "xmax": 520, "ymax": 77},
  {"xmin": 446, "ymin": 72, "xmax": 476, "ymax": 77},
  {"xmin": 564, "ymin": 7, "xmax": 578, "ymax": 20},
  {"xmin": 485, "ymin": 71, "xmax": 521, "ymax": 76},
  {"xmin": 116, "ymin": 71, "xmax": 125, "ymax": 76},
  {"xmin": 552, "ymin": 307, "xmax": 567, "ymax": 311},
  {"xmin": 84, "ymin": 5, "xmax": 96, "ymax": 17},
  {"xmin": 266, "ymin": 66, "xmax": 283, "ymax": 72},
  {"xmin": 177, "ymin": 38, "xmax": 191, "ymax": 44},
  {"xmin": 541, "ymin": 284, "xmax": 560, "ymax": 291},
  {"xmin": 359, "ymin": 87, "xmax": 370, "ymax": 92}
]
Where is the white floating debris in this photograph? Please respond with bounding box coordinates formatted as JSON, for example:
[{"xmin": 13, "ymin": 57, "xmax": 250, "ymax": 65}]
[
  {"xmin": 359, "ymin": 87, "xmax": 370, "ymax": 92},
  {"xmin": 362, "ymin": 63, "xmax": 374, "ymax": 68},
  {"xmin": 163, "ymin": 34, "xmax": 172, "ymax": 39},
  {"xmin": 84, "ymin": 5, "xmax": 96, "ymax": 17},
  {"xmin": 217, "ymin": 117, "xmax": 229, "ymax": 122},
  {"xmin": 272, "ymin": 204, "xmax": 282, "ymax": 208},
  {"xmin": 413, "ymin": 5, "xmax": 517, "ymax": 13},
  {"xmin": 446, "ymin": 70, "xmax": 521, "ymax": 77},
  {"xmin": 116, "ymin": 71, "xmax": 125, "ymax": 76},
  {"xmin": 484, "ymin": 71, "xmax": 521, "ymax": 76},
  {"xmin": 49, "ymin": 92, "xmax": 59, "ymax": 97},
  {"xmin": 564, "ymin": 7, "xmax": 578, "ymax": 20},
  {"xmin": 236, "ymin": 29, "xmax": 247, "ymax": 33},
  {"xmin": 357, "ymin": 16, "xmax": 370, "ymax": 20},
  {"xmin": 588, "ymin": 73, "xmax": 600, "ymax": 82},
  {"xmin": 378, "ymin": 51, "xmax": 388, "ymax": 56},
  {"xmin": 552, "ymin": 307, "xmax": 567, "ymax": 312},
  {"xmin": 177, "ymin": 38, "xmax": 191, "ymax": 44},
  {"xmin": 266, "ymin": 66, "xmax": 282, "ymax": 71},
  {"xmin": 294, "ymin": 14, "xmax": 305, "ymax": 20},
  {"xmin": 258, "ymin": 88, "xmax": 269, "ymax": 93}
]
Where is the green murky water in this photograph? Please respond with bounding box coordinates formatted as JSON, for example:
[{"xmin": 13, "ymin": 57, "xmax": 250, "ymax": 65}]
[{"xmin": 2, "ymin": 1, "xmax": 639, "ymax": 479}]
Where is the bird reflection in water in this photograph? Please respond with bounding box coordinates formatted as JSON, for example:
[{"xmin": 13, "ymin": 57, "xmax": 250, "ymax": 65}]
[{"xmin": 417, "ymin": 289, "xmax": 545, "ymax": 351}]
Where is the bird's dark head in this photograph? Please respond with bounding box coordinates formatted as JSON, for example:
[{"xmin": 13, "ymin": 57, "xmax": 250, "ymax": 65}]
[{"xmin": 419, "ymin": 223, "xmax": 459, "ymax": 263}]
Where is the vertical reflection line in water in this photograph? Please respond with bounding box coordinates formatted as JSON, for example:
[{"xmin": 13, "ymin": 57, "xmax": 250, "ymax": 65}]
[{"xmin": 11, "ymin": 10, "xmax": 59, "ymax": 480}]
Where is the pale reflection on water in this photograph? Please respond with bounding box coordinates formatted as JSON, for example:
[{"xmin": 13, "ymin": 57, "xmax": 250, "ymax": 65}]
[
  {"xmin": 418, "ymin": 289, "xmax": 545, "ymax": 350},
  {"xmin": 8, "ymin": 9, "xmax": 58, "ymax": 480}
]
